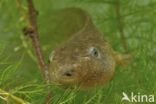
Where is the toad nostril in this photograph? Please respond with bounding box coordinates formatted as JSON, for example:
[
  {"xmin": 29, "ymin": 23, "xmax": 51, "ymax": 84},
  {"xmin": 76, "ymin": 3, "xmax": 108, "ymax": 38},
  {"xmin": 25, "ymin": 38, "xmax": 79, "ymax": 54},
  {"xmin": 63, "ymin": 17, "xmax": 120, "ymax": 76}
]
[{"xmin": 63, "ymin": 70, "xmax": 74, "ymax": 77}]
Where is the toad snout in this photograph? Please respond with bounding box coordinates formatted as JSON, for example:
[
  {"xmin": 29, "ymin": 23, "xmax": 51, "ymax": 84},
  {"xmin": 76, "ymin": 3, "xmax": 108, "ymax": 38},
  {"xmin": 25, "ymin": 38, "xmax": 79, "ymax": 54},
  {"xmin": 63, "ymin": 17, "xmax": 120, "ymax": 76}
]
[{"xmin": 50, "ymin": 64, "xmax": 84, "ymax": 84}]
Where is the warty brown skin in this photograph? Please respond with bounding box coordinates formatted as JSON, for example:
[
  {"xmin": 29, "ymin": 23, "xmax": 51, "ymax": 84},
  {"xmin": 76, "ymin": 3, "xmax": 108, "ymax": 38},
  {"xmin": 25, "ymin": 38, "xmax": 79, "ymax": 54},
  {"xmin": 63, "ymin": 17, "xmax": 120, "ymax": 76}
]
[{"xmin": 48, "ymin": 8, "xmax": 129, "ymax": 89}]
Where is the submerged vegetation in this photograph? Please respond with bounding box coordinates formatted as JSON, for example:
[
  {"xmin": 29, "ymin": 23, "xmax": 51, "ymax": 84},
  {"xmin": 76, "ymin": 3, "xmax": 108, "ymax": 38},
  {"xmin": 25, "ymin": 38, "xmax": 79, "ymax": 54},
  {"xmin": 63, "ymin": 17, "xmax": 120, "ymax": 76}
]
[{"xmin": 0, "ymin": 0, "xmax": 156, "ymax": 104}]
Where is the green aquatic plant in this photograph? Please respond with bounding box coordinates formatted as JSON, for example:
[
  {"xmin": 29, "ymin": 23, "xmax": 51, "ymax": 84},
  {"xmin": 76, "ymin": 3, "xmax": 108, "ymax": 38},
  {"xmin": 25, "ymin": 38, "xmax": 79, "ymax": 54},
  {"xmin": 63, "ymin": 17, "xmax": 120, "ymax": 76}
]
[{"xmin": 0, "ymin": 0, "xmax": 155, "ymax": 103}]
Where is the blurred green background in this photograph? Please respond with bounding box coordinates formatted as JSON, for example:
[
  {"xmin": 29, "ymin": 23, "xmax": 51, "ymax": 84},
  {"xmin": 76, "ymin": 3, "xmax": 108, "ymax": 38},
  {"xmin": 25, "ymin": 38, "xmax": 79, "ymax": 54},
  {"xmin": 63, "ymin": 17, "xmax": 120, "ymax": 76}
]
[{"xmin": 0, "ymin": 0, "xmax": 156, "ymax": 104}]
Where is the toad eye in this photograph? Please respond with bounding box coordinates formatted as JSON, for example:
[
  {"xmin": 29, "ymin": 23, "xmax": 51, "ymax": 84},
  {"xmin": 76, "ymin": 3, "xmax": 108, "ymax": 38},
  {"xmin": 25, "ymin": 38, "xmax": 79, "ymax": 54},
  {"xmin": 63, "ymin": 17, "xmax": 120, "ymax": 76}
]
[{"xmin": 88, "ymin": 47, "xmax": 100, "ymax": 58}]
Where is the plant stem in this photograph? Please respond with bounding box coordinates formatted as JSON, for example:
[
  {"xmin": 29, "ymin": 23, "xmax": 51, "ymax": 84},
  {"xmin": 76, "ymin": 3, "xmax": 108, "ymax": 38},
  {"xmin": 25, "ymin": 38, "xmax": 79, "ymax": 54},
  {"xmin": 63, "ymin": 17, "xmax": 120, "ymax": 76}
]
[
  {"xmin": 0, "ymin": 88, "xmax": 30, "ymax": 104},
  {"xmin": 25, "ymin": 0, "xmax": 49, "ymax": 83},
  {"xmin": 24, "ymin": 0, "xmax": 52, "ymax": 103},
  {"xmin": 115, "ymin": 0, "xmax": 128, "ymax": 53}
]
